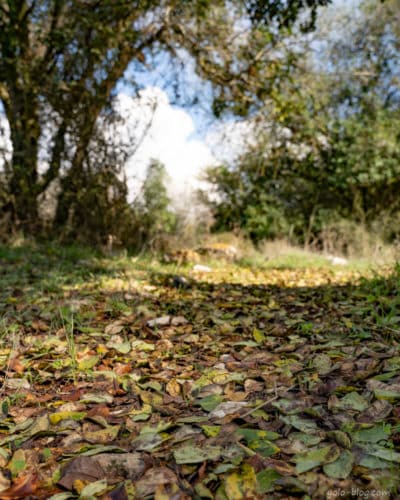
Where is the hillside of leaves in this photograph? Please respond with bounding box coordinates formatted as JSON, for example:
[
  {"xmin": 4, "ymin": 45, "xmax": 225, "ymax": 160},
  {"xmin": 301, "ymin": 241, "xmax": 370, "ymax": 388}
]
[{"xmin": 0, "ymin": 245, "xmax": 399, "ymax": 499}]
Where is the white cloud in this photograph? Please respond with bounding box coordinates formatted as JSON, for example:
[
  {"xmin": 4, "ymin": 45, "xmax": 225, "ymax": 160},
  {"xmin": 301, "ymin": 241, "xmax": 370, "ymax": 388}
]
[{"xmin": 115, "ymin": 88, "xmax": 217, "ymax": 199}]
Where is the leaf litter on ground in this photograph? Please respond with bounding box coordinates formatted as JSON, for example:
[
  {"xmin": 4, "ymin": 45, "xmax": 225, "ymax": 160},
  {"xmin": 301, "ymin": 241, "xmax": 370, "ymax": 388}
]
[{"xmin": 0, "ymin": 246, "xmax": 399, "ymax": 498}]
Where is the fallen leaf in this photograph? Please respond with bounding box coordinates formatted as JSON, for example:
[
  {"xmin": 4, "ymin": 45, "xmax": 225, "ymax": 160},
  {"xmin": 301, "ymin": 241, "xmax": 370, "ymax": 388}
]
[
  {"xmin": 174, "ymin": 445, "xmax": 221, "ymax": 464},
  {"xmin": 135, "ymin": 467, "xmax": 177, "ymax": 498},
  {"xmin": 5, "ymin": 379, "xmax": 30, "ymax": 391},
  {"xmin": 198, "ymin": 395, "xmax": 224, "ymax": 412},
  {"xmin": 171, "ymin": 316, "xmax": 188, "ymax": 326},
  {"xmin": 358, "ymin": 399, "xmax": 393, "ymax": 423},
  {"xmin": 7, "ymin": 450, "xmax": 26, "ymax": 477},
  {"xmin": 80, "ymin": 393, "xmax": 113, "ymax": 404},
  {"xmin": 367, "ymin": 379, "xmax": 400, "ymax": 400},
  {"xmin": 57, "ymin": 457, "xmax": 105, "ymax": 490},
  {"xmin": 312, "ymin": 354, "xmax": 332, "ymax": 375},
  {"xmin": 105, "ymin": 322, "xmax": 125, "ymax": 335},
  {"xmin": 256, "ymin": 468, "xmax": 282, "ymax": 494},
  {"xmin": 209, "ymin": 402, "xmax": 248, "ymax": 419},
  {"xmin": 79, "ymin": 479, "xmax": 108, "ymax": 497},
  {"xmin": 281, "ymin": 415, "xmax": 320, "ymax": 434},
  {"xmin": 224, "ymin": 464, "xmax": 257, "ymax": 500},
  {"xmin": 294, "ymin": 445, "xmax": 340, "ymax": 473},
  {"xmin": 8, "ymin": 358, "xmax": 24, "ymax": 374},
  {"xmin": 166, "ymin": 380, "xmax": 181, "ymax": 397},
  {"xmin": 323, "ymin": 450, "xmax": 354, "ymax": 479},
  {"xmin": 94, "ymin": 454, "xmax": 145, "ymax": 484},
  {"xmin": 0, "ymin": 471, "xmax": 10, "ymax": 493},
  {"xmin": 0, "ymin": 474, "xmax": 39, "ymax": 499},
  {"xmin": 352, "ymin": 424, "xmax": 391, "ymax": 444},
  {"xmin": 78, "ymin": 355, "xmax": 100, "ymax": 371},
  {"xmin": 49, "ymin": 411, "xmax": 86, "ymax": 425}
]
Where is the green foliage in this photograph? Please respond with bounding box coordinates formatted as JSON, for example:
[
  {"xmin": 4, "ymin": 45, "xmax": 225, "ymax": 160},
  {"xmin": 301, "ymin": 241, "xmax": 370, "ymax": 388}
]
[
  {"xmin": 329, "ymin": 108, "xmax": 400, "ymax": 217},
  {"xmin": 207, "ymin": 161, "xmax": 290, "ymax": 240},
  {"xmin": 244, "ymin": 201, "xmax": 289, "ymax": 241},
  {"xmin": 141, "ymin": 160, "xmax": 176, "ymax": 231},
  {"xmin": 244, "ymin": 0, "xmax": 330, "ymax": 31},
  {"xmin": 204, "ymin": 0, "xmax": 400, "ymax": 250},
  {"xmin": 131, "ymin": 160, "xmax": 177, "ymax": 252},
  {"xmin": 56, "ymin": 167, "xmax": 133, "ymax": 246}
]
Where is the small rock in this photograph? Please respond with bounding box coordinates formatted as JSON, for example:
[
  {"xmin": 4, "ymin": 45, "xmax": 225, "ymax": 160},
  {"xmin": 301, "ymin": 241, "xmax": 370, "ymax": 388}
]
[
  {"xmin": 171, "ymin": 316, "xmax": 188, "ymax": 326},
  {"xmin": 193, "ymin": 264, "xmax": 212, "ymax": 272},
  {"xmin": 327, "ymin": 255, "xmax": 348, "ymax": 265},
  {"xmin": 147, "ymin": 316, "xmax": 171, "ymax": 328}
]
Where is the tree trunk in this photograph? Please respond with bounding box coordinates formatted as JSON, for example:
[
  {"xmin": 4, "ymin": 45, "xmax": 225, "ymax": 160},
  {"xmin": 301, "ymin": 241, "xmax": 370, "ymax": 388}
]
[
  {"xmin": 53, "ymin": 42, "xmax": 140, "ymax": 238},
  {"xmin": 54, "ymin": 129, "xmax": 93, "ymax": 240},
  {"xmin": 4, "ymin": 88, "xmax": 41, "ymax": 234}
]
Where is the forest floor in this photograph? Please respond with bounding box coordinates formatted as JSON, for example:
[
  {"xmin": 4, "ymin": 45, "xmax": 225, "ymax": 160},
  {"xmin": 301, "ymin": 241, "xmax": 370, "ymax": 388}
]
[{"xmin": 0, "ymin": 244, "xmax": 399, "ymax": 499}]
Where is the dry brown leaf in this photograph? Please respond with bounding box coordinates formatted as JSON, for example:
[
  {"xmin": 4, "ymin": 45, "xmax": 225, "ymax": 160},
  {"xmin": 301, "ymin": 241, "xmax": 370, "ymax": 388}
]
[
  {"xmin": 58, "ymin": 457, "xmax": 104, "ymax": 490},
  {"xmin": 0, "ymin": 474, "xmax": 39, "ymax": 500},
  {"xmin": 135, "ymin": 467, "xmax": 178, "ymax": 498},
  {"xmin": 8, "ymin": 358, "xmax": 24, "ymax": 374},
  {"xmin": 31, "ymin": 320, "xmax": 49, "ymax": 332},
  {"xmin": 114, "ymin": 363, "xmax": 132, "ymax": 375},
  {"xmin": 105, "ymin": 322, "xmax": 125, "ymax": 335}
]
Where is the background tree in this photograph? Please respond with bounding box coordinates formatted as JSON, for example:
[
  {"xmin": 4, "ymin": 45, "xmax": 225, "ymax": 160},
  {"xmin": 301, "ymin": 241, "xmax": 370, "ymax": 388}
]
[
  {"xmin": 204, "ymin": 0, "xmax": 400, "ymax": 252},
  {"xmin": 131, "ymin": 159, "xmax": 177, "ymax": 252}
]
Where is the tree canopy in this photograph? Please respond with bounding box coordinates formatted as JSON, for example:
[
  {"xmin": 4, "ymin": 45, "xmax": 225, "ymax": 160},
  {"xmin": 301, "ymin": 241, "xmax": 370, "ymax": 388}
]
[
  {"xmin": 203, "ymin": 0, "xmax": 400, "ymax": 252},
  {"xmin": 0, "ymin": 0, "xmax": 330, "ymax": 240}
]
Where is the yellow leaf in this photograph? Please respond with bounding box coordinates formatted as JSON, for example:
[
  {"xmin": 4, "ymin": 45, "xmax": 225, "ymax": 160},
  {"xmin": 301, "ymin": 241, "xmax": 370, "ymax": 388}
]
[
  {"xmin": 78, "ymin": 355, "xmax": 100, "ymax": 371},
  {"xmin": 225, "ymin": 465, "xmax": 257, "ymax": 500},
  {"xmin": 130, "ymin": 404, "xmax": 152, "ymax": 416},
  {"xmin": 225, "ymin": 473, "xmax": 243, "ymax": 500},
  {"xmin": 139, "ymin": 390, "xmax": 163, "ymax": 405},
  {"xmin": 201, "ymin": 425, "xmax": 221, "ymax": 437},
  {"xmin": 49, "ymin": 411, "xmax": 86, "ymax": 425},
  {"xmin": 83, "ymin": 425, "xmax": 120, "ymax": 444},
  {"xmin": 253, "ymin": 328, "xmax": 265, "ymax": 343},
  {"xmin": 166, "ymin": 379, "xmax": 181, "ymax": 397},
  {"xmin": 73, "ymin": 479, "xmax": 87, "ymax": 494}
]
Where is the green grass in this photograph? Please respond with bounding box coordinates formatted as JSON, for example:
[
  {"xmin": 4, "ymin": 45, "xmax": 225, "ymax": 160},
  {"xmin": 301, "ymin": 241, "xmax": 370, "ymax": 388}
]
[{"xmin": 238, "ymin": 251, "xmax": 329, "ymax": 270}]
